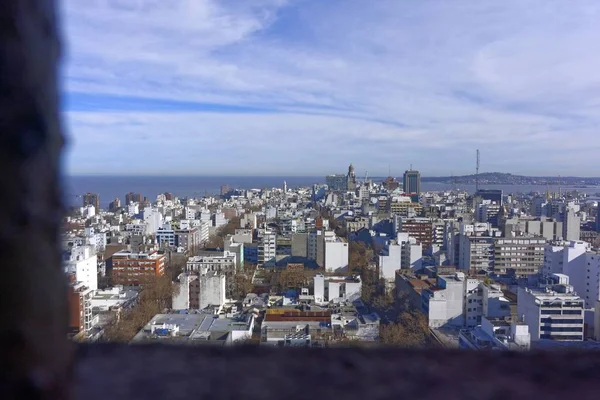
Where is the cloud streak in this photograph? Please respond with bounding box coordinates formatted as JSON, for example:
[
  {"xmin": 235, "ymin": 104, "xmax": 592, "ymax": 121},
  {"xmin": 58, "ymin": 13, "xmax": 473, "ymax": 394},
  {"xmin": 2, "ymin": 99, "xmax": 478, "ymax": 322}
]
[{"xmin": 61, "ymin": 0, "xmax": 600, "ymax": 176}]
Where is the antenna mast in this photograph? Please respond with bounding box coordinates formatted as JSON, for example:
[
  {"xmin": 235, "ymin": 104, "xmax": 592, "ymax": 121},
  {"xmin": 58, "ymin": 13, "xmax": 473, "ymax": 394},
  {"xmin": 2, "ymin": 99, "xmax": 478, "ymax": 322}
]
[{"xmin": 476, "ymin": 149, "xmax": 480, "ymax": 192}]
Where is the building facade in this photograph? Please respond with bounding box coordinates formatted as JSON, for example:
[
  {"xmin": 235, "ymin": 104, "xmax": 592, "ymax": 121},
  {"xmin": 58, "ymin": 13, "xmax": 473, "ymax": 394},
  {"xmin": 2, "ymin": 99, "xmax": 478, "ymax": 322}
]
[
  {"xmin": 258, "ymin": 230, "xmax": 277, "ymax": 265},
  {"xmin": 68, "ymin": 281, "xmax": 95, "ymax": 337},
  {"xmin": 64, "ymin": 245, "xmax": 98, "ymax": 291},
  {"xmin": 403, "ymin": 169, "xmax": 421, "ymax": 197},
  {"xmin": 111, "ymin": 251, "xmax": 166, "ymax": 285},
  {"xmin": 82, "ymin": 192, "xmax": 100, "ymax": 213},
  {"xmin": 493, "ymin": 236, "xmax": 546, "ymax": 276},
  {"xmin": 517, "ymin": 276, "xmax": 585, "ymax": 342}
]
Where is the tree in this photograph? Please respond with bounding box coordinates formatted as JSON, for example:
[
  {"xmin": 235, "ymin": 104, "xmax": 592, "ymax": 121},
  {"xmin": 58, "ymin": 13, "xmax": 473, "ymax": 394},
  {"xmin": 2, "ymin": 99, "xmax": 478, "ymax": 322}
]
[
  {"xmin": 232, "ymin": 273, "xmax": 254, "ymax": 300},
  {"xmin": 348, "ymin": 241, "xmax": 373, "ymax": 272},
  {"xmin": 379, "ymin": 311, "xmax": 430, "ymax": 348},
  {"xmin": 103, "ymin": 274, "xmax": 175, "ymax": 343},
  {"xmin": 206, "ymin": 216, "xmax": 242, "ymax": 249},
  {"xmin": 274, "ymin": 268, "xmax": 315, "ymax": 292}
]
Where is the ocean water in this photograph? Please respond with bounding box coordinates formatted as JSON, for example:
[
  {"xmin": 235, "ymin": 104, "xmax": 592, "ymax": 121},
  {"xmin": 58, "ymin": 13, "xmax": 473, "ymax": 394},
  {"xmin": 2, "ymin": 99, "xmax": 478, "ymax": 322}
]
[
  {"xmin": 64, "ymin": 175, "xmax": 600, "ymax": 209},
  {"xmin": 64, "ymin": 176, "xmax": 323, "ymax": 208}
]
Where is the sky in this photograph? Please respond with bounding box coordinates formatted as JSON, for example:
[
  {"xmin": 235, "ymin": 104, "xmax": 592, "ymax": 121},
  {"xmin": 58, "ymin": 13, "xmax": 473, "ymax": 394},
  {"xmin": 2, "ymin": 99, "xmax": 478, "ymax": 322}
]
[{"xmin": 61, "ymin": 0, "xmax": 600, "ymax": 177}]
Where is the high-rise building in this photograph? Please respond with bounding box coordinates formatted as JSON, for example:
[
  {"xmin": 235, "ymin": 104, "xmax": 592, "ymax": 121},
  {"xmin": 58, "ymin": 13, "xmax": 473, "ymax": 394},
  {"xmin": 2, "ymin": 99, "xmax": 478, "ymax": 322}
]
[
  {"xmin": 347, "ymin": 163, "xmax": 357, "ymax": 191},
  {"xmin": 403, "ymin": 169, "xmax": 421, "ymax": 197},
  {"xmin": 258, "ymin": 230, "xmax": 277, "ymax": 265},
  {"xmin": 596, "ymin": 205, "xmax": 600, "ymax": 233},
  {"xmin": 517, "ymin": 276, "xmax": 584, "ymax": 342},
  {"xmin": 82, "ymin": 192, "xmax": 100, "ymax": 212},
  {"xmin": 475, "ymin": 189, "xmax": 503, "ymax": 206},
  {"xmin": 562, "ymin": 208, "xmax": 581, "ymax": 241},
  {"xmin": 494, "ymin": 236, "xmax": 546, "ymax": 276},
  {"xmin": 125, "ymin": 192, "xmax": 143, "ymax": 205},
  {"xmin": 220, "ymin": 185, "xmax": 230, "ymax": 196},
  {"xmin": 326, "ymin": 174, "xmax": 347, "ymax": 191},
  {"xmin": 108, "ymin": 198, "xmax": 121, "ymax": 212}
]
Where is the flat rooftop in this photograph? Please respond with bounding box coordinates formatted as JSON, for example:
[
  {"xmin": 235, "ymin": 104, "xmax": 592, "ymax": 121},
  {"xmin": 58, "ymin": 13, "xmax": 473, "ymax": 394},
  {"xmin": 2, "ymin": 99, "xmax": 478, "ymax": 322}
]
[
  {"xmin": 113, "ymin": 251, "xmax": 163, "ymax": 259},
  {"xmin": 132, "ymin": 312, "xmax": 252, "ymax": 344}
]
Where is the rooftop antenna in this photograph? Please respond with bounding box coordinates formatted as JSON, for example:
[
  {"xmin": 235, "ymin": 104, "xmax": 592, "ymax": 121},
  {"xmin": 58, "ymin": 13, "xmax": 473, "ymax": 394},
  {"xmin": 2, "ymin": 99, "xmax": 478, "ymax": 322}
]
[{"xmin": 476, "ymin": 149, "xmax": 480, "ymax": 192}]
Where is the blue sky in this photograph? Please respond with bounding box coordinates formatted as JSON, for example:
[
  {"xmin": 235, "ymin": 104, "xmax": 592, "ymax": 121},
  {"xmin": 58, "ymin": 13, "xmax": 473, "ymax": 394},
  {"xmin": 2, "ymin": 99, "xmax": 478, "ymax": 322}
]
[{"xmin": 61, "ymin": 0, "xmax": 600, "ymax": 176}]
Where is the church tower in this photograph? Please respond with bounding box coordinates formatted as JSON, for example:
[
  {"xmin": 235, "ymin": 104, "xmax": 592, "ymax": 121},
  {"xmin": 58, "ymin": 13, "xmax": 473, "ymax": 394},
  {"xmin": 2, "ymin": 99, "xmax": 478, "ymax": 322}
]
[{"xmin": 347, "ymin": 163, "xmax": 357, "ymax": 191}]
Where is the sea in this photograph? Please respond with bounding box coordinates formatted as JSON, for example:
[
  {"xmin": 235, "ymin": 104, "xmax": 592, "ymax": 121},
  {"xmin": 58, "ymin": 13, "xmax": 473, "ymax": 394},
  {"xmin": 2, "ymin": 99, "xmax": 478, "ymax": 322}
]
[{"xmin": 64, "ymin": 175, "xmax": 600, "ymax": 209}]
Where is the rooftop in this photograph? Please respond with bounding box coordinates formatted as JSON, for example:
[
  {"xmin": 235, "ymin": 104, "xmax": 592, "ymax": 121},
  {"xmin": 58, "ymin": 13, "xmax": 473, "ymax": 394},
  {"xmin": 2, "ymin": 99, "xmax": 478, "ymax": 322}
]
[
  {"xmin": 132, "ymin": 312, "xmax": 253, "ymax": 344},
  {"xmin": 112, "ymin": 250, "xmax": 163, "ymax": 259}
]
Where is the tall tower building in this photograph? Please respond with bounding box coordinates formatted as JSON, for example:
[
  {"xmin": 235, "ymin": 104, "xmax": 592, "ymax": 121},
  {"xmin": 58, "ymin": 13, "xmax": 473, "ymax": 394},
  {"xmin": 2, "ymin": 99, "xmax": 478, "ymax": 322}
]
[
  {"xmin": 347, "ymin": 163, "xmax": 357, "ymax": 191},
  {"xmin": 125, "ymin": 192, "xmax": 142, "ymax": 205},
  {"xmin": 403, "ymin": 168, "xmax": 421, "ymax": 197},
  {"xmin": 82, "ymin": 192, "xmax": 100, "ymax": 212}
]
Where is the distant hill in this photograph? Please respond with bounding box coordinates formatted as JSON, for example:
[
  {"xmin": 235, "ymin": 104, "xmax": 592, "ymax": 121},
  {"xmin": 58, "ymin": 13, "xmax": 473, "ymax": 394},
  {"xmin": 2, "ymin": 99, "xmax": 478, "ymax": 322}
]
[{"xmin": 421, "ymin": 172, "xmax": 600, "ymax": 186}]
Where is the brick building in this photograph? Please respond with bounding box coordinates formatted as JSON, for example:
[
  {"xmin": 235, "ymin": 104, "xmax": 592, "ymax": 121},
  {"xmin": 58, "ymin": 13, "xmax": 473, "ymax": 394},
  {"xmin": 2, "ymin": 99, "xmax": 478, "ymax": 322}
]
[
  {"xmin": 399, "ymin": 218, "xmax": 433, "ymax": 249},
  {"xmin": 68, "ymin": 278, "xmax": 94, "ymax": 337},
  {"xmin": 111, "ymin": 250, "xmax": 166, "ymax": 285}
]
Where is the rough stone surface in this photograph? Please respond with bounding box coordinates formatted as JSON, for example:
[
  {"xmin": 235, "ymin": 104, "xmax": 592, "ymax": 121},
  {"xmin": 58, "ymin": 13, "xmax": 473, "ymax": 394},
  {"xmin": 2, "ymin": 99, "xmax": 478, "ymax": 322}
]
[
  {"xmin": 77, "ymin": 345, "xmax": 600, "ymax": 400},
  {"xmin": 0, "ymin": 1, "xmax": 73, "ymax": 399}
]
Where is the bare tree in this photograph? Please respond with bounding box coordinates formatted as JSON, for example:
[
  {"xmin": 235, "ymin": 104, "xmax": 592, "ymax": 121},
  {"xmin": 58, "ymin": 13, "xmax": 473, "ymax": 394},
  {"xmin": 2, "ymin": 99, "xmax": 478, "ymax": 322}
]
[
  {"xmin": 103, "ymin": 274, "xmax": 174, "ymax": 342},
  {"xmin": 379, "ymin": 312, "xmax": 430, "ymax": 348},
  {"xmin": 232, "ymin": 273, "xmax": 254, "ymax": 300}
]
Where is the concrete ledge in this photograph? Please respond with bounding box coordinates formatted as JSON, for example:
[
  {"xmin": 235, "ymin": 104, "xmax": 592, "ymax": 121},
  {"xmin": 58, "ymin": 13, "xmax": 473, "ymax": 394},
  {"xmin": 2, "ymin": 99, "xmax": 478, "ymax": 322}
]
[{"xmin": 76, "ymin": 345, "xmax": 600, "ymax": 400}]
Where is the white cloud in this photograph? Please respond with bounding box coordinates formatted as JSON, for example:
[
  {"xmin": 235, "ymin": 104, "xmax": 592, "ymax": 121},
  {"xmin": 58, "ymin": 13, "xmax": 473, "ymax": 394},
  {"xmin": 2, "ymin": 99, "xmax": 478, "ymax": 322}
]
[{"xmin": 62, "ymin": 0, "xmax": 600, "ymax": 176}]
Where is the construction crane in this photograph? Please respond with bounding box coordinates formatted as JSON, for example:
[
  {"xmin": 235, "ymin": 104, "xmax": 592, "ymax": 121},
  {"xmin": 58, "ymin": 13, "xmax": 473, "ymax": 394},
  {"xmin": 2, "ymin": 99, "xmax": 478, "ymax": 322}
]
[{"xmin": 476, "ymin": 149, "xmax": 481, "ymax": 192}]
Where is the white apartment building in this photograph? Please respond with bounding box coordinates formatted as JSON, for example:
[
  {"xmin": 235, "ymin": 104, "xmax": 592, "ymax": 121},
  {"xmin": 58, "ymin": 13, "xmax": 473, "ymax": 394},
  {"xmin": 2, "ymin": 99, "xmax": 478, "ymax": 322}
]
[
  {"xmin": 184, "ymin": 207, "xmax": 197, "ymax": 220},
  {"xmin": 64, "ymin": 245, "xmax": 98, "ymax": 291},
  {"xmin": 458, "ymin": 235, "xmax": 495, "ymax": 274},
  {"xmin": 199, "ymin": 272, "xmax": 226, "ymax": 310},
  {"xmin": 307, "ymin": 230, "xmax": 349, "ymax": 272},
  {"xmin": 517, "ymin": 275, "xmax": 585, "ymax": 342},
  {"xmin": 563, "ymin": 208, "xmax": 581, "ymax": 242},
  {"xmin": 127, "ymin": 202, "xmax": 139, "ymax": 217},
  {"xmin": 199, "ymin": 209, "xmax": 211, "ymax": 223},
  {"xmin": 459, "ymin": 317, "xmax": 530, "ymax": 351},
  {"xmin": 324, "ymin": 235, "xmax": 349, "ymax": 273},
  {"xmin": 187, "ymin": 252, "xmax": 237, "ymax": 274},
  {"xmin": 421, "ymin": 273, "xmax": 512, "ymax": 329},
  {"xmin": 197, "ymin": 221, "xmax": 210, "ymax": 244},
  {"xmin": 493, "ymin": 236, "xmax": 546, "ymax": 276},
  {"xmin": 141, "ymin": 207, "xmax": 163, "ymax": 235},
  {"xmin": 126, "ymin": 223, "xmax": 147, "ymax": 236},
  {"xmin": 542, "ymin": 241, "xmax": 599, "ymax": 309},
  {"xmin": 213, "ymin": 211, "xmax": 228, "ymax": 228},
  {"xmin": 84, "ymin": 228, "xmax": 107, "ymax": 252},
  {"xmin": 81, "ymin": 205, "xmax": 96, "ymax": 218},
  {"xmin": 482, "ymin": 284, "xmax": 512, "ymax": 319},
  {"xmin": 313, "ymin": 275, "xmax": 362, "ymax": 305},
  {"xmin": 224, "ymin": 240, "xmax": 244, "ymax": 270},
  {"xmin": 258, "ymin": 230, "xmax": 277, "ymax": 265},
  {"xmin": 422, "ymin": 272, "xmax": 466, "ymax": 328},
  {"xmin": 378, "ymin": 233, "xmax": 423, "ymax": 281}
]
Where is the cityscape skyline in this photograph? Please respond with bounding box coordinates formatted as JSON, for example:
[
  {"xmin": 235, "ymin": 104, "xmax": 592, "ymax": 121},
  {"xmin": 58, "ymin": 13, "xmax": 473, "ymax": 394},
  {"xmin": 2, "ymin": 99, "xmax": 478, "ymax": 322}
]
[{"xmin": 62, "ymin": 0, "xmax": 600, "ymax": 176}]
